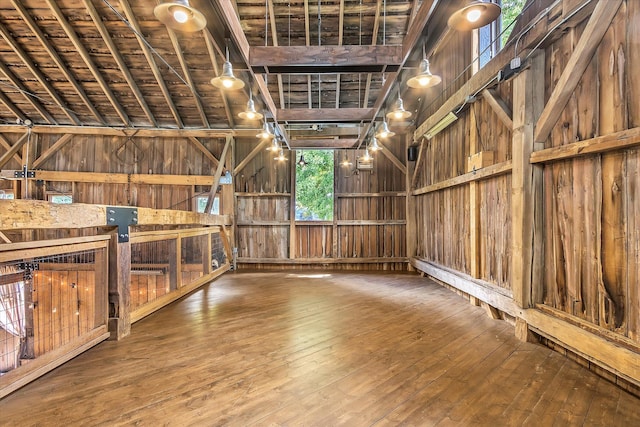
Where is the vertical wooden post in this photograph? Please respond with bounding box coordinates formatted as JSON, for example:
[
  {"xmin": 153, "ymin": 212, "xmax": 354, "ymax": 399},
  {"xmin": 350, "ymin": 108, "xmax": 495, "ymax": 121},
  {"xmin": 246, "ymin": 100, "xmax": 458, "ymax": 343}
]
[
  {"xmin": 468, "ymin": 106, "xmax": 482, "ymax": 279},
  {"xmin": 511, "ymin": 51, "xmax": 545, "ymax": 309},
  {"xmin": 405, "ymin": 133, "xmax": 417, "ymax": 270},
  {"xmin": 332, "ymin": 151, "xmax": 339, "ymax": 258},
  {"xmin": 289, "ymin": 150, "xmax": 297, "ymax": 259},
  {"xmin": 108, "ymin": 231, "xmax": 131, "ymax": 340},
  {"xmin": 94, "ymin": 245, "xmax": 109, "ymax": 328}
]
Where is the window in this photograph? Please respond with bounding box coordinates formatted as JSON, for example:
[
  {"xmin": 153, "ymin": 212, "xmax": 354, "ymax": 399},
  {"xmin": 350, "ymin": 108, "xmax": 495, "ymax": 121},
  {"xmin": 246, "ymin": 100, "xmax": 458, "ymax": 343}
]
[
  {"xmin": 48, "ymin": 193, "xmax": 72, "ymax": 204},
  {"xmin": 478, "ymin": 0, "xmax": 527, "ymax": 68},
  {"xmin": 0, "ymin": 190, "xmax": 14, "ymax": 199},
  {"xmin": 195, "ymin": 195, "xmax": 220, "ymax": 215},
  {"xmin": 295, "ymin": 150, "xmax": 334, "ymax": 221}
]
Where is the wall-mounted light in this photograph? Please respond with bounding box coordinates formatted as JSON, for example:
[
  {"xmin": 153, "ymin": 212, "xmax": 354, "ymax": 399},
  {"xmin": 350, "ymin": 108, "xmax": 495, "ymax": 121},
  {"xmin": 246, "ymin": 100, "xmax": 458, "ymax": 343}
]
[
  {"xmin": 448, "ymin": 1, "xmax": 501, "ymax": 31},
  {"xmin": 154, "ymin": 0, "xmax": 206, "ymax": 32},
  {"xmin": 375, "ymin": 120, "xmax": 395, "ymax": 139},
  {"xmin": 239, "ymin": 89, "xmax": 263, "ymax": 120},
  {"xmin": 257, "ymin": 122, "xmax": 274, "ymax": 139},
  {"xmin": 426, "ymin": 111, "xmax": 458, "ymax": 139},
  {"xmin": 211, "ymin": 47, "xmax": 245, "ymax": 90}
]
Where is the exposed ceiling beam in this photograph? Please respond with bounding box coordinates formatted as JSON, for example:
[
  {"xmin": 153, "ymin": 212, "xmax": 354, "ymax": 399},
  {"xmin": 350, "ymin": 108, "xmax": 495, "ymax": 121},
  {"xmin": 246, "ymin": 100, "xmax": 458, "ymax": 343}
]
[
  {"xmin": 0, "ymin": 20, "xmax": 79, "ymax": 124},
  {"xmin": 204, "ymin": 31, "xmax": 235, "ymax": 129},
  {"xmin": 12, "ymin": 0, "xmax": 105, "ymax": 125},
  {"xmin": 289, "ymin": 139, "xmax": 358, "ymax": 149},
  {"xmin": 278, "ymin": 108, "xmax": 376, "ymax": 122},
  {"xmin": 0, "ymin": 89, "xmax": 26, "ymax": 122},
  {"xmin": 83, "ymin": 0, "xmax": 157, "ymax": 127},
  {"xmin": 363, "ymin": 0, "xmax": 383, "ymax": 109},
  {"xmin": 119, "ymin": 0, "xmax": 183, "ymax": 128},
  {"xmin": 0, "ymin": 125, "xmax": 258, "ymax": 138},
  {"xmin": 336, "ymin": 0, "xmax": 344, "ymax": 109},
  {"xmin": 289, "ymin": 126, "xmax": 361, "ymax": 138},
  {"xmin": 249, "ymin": 46, "xmax": 402, "ymax": 74},
  {"xmin": 167, "ymin": 30, "xmax": 210, "ymax": 128},
  {"xmin": 267, "ymin": 0, "xmax": 286, "ymax": 110},
  {"xmin": 304, "ymin": 0, "xmax": 312, "ymax": 109},
  {"xmin": 0, "ymin": 61, "xmax": 56, "ymax": 124}
]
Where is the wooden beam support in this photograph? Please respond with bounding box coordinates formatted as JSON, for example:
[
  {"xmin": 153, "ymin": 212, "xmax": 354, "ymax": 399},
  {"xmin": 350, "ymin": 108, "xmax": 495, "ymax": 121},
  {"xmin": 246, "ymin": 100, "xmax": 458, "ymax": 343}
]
[
  {"xmin": 534, "ymin": 0, "xmax": 623, "ymax": 143},
  {"xmin": 288, "ymin": 139, "xmax": 358, "ymax": 149},
  {"xmin": 205, "ymin": 136, "xmax": 232, "ymax": 213},
  {"xmin": 188, "ymin": 137, "xmax": 220, "ymax": 168},
  {"xmin": 277, "ymin": 108, "xmax": 376, "ymax": 122},
  {"xmin": 0, "ymin": 125, "xmax": 246, "ymax": 138},
  {"xmin": 0, "ymin": 21, "xmax": 79, "ymax": 124},
  {"xmin": 119, "ymin": 0, "xmax": 183, "ymax": 127},
  {"xmin": 0, "ymin": 200, "xmax": 231, "ymax": 230},
  {"xmin": 482, "ymin": 89, "xmax": 513, "ymax": 130},
  {"xmin": 469, "ymin": 106, "xmax": 481, "ymax": 279},
  {"xmin": 233, "ymin": 139, "xmax": 269, "ymax": 176},
  {"xmin": 15, "ymin": 0, "xmax": 105, "ymax": 125},
  {"xmin": 0, "ymin": 134, "xmax": 22, "ymax": 165},
  {"xmin": 17, "ymin": 170, "xmax": 219, "ymax": 186},
  {"xmin": 289, "ymin": 127, "xmax": 361, "ymax": 138},
  {"xmin": 413, "ymin": 161, "xmax": 512, "ymax": 196},
  {"xmin": 377, "ymin": 140, "xmax": 406, "ymax": 174},
  {"xmin": 0, "ymin": 133, "xmax": 28, "ymax": 169},
  {"xmin": 83, "ymin": 0, "xmax": 156, "ymax": 126},
  {"xmin": 108, "ymin": 229, "xmax": 131, "ymax": 340},
  {"xmin": 511, "ymin": 52, "xmax": 545, "ymax": 309},
  {"xmin": 249, "ymin": 46, "xmax": 402, "ymax": 73},
  {"xmin": 32, "ymin": 134, "xmax": 73, "ymax": 169}
]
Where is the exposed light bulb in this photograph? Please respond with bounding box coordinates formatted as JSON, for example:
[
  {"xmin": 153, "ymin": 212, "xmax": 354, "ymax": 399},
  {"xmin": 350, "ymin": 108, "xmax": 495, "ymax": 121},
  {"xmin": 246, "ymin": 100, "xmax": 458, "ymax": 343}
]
[
  {"xmin": 245, "ymin": 111, "xmax": 256, "ymax": 120},
  {"xmin": 393, "ymin": 111, "xmax": 404, "ymax": 120},
  {"xmin": 173, "ymin": 9, "xmax": 189, "ymax": 23},
  {"xmin": 222, "ymin": 78, "xmax": 233, "ymax": 88},
  {"xmin": 417, "ymin": 76, "xmax": 432, "ymax": 87},
  {"xmin": 466, "ymin": 8, "xmax": 482, "ymax": 23}
]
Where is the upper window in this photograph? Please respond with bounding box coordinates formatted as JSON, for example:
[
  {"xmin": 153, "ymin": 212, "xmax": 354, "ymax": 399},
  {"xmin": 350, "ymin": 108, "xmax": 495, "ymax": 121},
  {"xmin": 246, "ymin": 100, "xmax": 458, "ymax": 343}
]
[
  {"xmin": 295, "ymin": 150, "xmax": 334, "ymax": 221},
  {"xmin": 478, "ymin": 0, "xmax": 526, "ymax": 68},
  {"xmin": 195, "ymin": 195, "xmax": 220, "ymax": 215}
]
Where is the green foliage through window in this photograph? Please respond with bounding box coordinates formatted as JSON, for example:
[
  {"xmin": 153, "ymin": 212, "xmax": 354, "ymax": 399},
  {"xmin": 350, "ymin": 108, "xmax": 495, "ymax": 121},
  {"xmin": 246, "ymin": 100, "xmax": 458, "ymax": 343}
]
[
  {"xmin": 295, "ymin": 150, "xmax": 334, "ymax": 221},
  {"xmin": 501, "ymin": 0, "xmax": 527, "ymax": 47}
]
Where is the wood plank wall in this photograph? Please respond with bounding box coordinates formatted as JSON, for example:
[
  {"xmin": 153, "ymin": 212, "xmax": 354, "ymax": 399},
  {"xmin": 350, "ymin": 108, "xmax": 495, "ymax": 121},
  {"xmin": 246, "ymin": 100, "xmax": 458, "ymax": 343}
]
[{"xmin": 412, "ymin": 0, "xmax": 640, "ymax": 352}]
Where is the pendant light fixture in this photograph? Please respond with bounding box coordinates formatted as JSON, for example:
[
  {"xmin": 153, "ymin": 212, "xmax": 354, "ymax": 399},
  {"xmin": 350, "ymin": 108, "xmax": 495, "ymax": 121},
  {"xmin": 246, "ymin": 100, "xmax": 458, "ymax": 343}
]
[
  {"xmin": 239, "ymin": 89, "xmax": 263, "ymax": 120},
  {"xmin": 448, "ymin": 1, "xmax": 502, "ymax": 31},
  {"xmin": 211, "ymin": 47, "xmax": 245, "ymax": 90},
  {"xmin": 341, "ymin": 152, "xmax": 353, "ymax": 167},
  {"xmin": 267, "ymin": 137, "xmax": 281, "ymax": 152},
  {"xmin": 368, "ymin": 136, "xmax": 382, "ymax": 152},
  {"xmin": 297, "ymin": 152, "xmax": 308, "ymax": 167},
  {"xmin": 361, "ymin": 148, "xmax": 373, "ymax": 163},
  {"xmin": 375, "ymin": 120, "xmax": 395, "ymax": 139},
  {"xmin": 154, "ymin": 0, "xmax": 207, "ymax": 32},
  {"xmin": 275, "ymin": 148, "xmax": 287, "ymax": 161},
  {"xmin": 407, "ymin": 45, "xmax": 442, "ymax": 89},
  {"xmin": 257, "ymin": 121, "xmax": 274, "ymax": 140},
  {"xmin": 386, "ymin": 88, "xmax": 412, "ymax": 121}
]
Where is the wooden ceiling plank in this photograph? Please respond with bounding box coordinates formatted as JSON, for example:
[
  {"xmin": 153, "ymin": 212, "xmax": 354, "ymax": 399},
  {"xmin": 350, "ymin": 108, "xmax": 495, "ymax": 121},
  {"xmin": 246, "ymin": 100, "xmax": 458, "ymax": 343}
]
[
  {"xmin": 336, "ymin": 0, "xmax": 344, "ymax": 109},
  {"xmin": 233, "ymin": 139, "xmax": 269, "ymax": 176},
  {"xmin": 11, "ymin": 0, "xmax": 105, "ymax": 125},
  {"xmin": 0, "ymin": 133, "xmax": 28, "ymax": 169},
  {"xmin": 363, "ymin": 0, "xmax": 382, "ymax": 109},
  {"xmin": 119, "ymin": 0, "xmax": 184, "ymax": 128},
  {"xmin": 32, "ymin": 134, "xmax": 73, "ymax": 169},
  {"xmin": 45, "ymin": 0, "xmax": 129, "ymax": 125},
  {"xmin": 188, "ymin": 136, "xmax": 220, "ymax": 168},
  {"xmin": 267, "ymin": 0, "xmax": 285, "ymax": 110},
  {"xmin": 0, "ymin": 21, "xmax": 79, "ymax": 125},
  {"xmin": 0, "ymin": 134, "xmax": 23, "ymax": 165},
  {"xmin": 0, "ymin": 89, "xmax": 26, "ymax": 122},
  {"xmin": 167, "ymin": 30, "xmax": 210, "ymax": 128},
  {"xmin": 534, "ymin": 0, "xmax": 622, "ymax": 143},
  {"xmin": 83, "ymin": 0, "xmax": 157, "ymax": 127},
  {"xmin": 204, "ymin": 31, "xmax": 235, "ymax": 128},
  {"xmin": 482, "ymin": 89, "xmax": 514, "ymax": 131},
  {"xmin": 0, "ymin": 62, "xmax": 55, "ymax": 124},
  {"xmin": 277, "ymin": 108, "xmax": 376, "ymax": 122}
]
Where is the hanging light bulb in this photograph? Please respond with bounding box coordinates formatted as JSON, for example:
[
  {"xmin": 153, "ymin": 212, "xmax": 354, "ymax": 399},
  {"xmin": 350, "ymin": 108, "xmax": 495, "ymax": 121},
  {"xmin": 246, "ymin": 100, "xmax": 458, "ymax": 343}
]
[
  {"xmin": 386, "ymin": 95, "xmax": 412, "ymax": 121},
  {"xmin": 361, "ymin": 148, "xmax": 373, "ymax": 163},
  {"xmin": 257, "ymin": 122, "xmax": 274, "ymax": 139},
  {"xmin": 369, "ymin": 136, "xmax": 382, "ymax": 152},
  {"xmin": 341, "ymin": 153, "xmax": 352, "ymax": 167},
  {"xmin": 239, "ymin": 89, "xmax": 263, "ymax": 120},
  {"xmin": 266, "ymin": 137, "xmax": 281, "ymax": 152},
  {"xmin": 297, "ymin": 152, "xmax": 308, "ymax": 167},
  {"xmin": 407, "ymin": 59, "xmax": 442, "ymax": 89},
  {"xmin": 375, "ymin": 120, "xmax": 395, "ymax": 139},
  {"xmin": 448, "ymin": 1, "xmax": 502, "ymax": 31},
  {"xmin": 211, "ymin": 47, "xmax": 245, "ymax": 90},
  {"xmin": 154, "ymin": 0, "xmax": 207, "ymax": 32},
  {"xmin": 275, "ymin": 148, "xmax": 287, "ymax": 161}
]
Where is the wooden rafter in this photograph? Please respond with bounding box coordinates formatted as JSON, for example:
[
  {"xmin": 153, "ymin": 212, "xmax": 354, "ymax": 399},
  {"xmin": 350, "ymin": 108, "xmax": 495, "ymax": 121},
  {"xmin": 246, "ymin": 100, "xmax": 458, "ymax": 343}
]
[
  {"xmin": 304, "ymin": 0, "xmax": 312, "ymax": 109},
  {"xmin": 0, "ymin": 62, "xmax": 55, "ymax": 124},
  {"xmin": 534, "ymin": 0, "xmax": 623, "ymax": 143},
  {"xmin": 0, "ymin": 21, "xmax": 78, "ymax": 124},
  {"xmin": 0, "ymin": 134, "xmax": 23, "ymax": 165},
  {"xmin": 336, "ymin": 0, "xmax": 344, "ymax": 108},
  {"xmin": 278, "ymin": 108, "xmax": 375, "ymax": 122},
  {"xmin": 267, "ymin": 0, "xmax": 286, "ymax": 110},
  {"xmin": 83, "ymin": 0, "xmax": 157, "ymax": 127},
  {"xmin": 289, "ymin": 139, "xmax": 357, "ymax": 149},
  {"xmin": 0, "ymin": 89, "xmax": 26, "ymax": 122},
  {"xmin": 32, "ymin": 134, "xmax": 73, "ymax": 169},
  {"xmin": 45, "ymin": 0, "xmax": 129, "ymax": 125},
  {"xmin": 12, "ymin": 0, "xmax": 104, "ymax": 125},
  {"xmin": 0, "ymin": 133, "xmax": 28, "ymax": 169},
  {"xmin": 363, "ymin": 0, "xmax": 382, "ymax": 109},
  {"xmin": 0, "ymin": 125, "xmax": 255, "ymax": 138},
  {"xmin": 119, "ymin": 0, "xmax": 183, "ymax": 127},
  {"xmin": 167, "ymin": 30, "xmax": 209, "ymax": 128},
  {"xmin": 203, "ymin": 31, "xmax": 235, "ymax": 129},
  {"xmin": 188, "ymin": 137, "xmax": 220, "ymax": 168}
]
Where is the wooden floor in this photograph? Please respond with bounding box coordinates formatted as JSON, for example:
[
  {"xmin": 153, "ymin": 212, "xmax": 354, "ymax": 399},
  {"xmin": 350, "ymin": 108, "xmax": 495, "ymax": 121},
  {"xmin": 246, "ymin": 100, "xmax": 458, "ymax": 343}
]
[{"xmin": 1, "ymin": 271, "xmax": 639, "ymax": 426}]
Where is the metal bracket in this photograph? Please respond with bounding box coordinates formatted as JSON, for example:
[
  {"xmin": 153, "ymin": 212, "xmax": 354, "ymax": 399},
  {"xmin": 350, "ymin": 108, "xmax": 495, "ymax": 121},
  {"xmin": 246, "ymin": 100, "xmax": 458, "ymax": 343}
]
[
  {"xmin": 106, "ymin": 207, "xmax": 138, "ymax": 243},
  {"xmin": 14, "ymin": 166, "xmax": 35, "ymax": 179}
]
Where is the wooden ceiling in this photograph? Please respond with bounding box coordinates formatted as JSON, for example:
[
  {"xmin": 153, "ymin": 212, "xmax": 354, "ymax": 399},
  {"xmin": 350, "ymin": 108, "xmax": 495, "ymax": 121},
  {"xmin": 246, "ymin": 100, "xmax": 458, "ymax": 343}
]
[{"xmin": 0, "ymin": 0, "xmax": 457, "ymax": 148}]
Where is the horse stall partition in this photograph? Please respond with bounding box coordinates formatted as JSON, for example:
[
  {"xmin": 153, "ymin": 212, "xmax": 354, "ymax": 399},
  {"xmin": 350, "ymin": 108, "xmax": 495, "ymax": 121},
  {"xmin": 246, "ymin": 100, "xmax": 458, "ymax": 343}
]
[
  {"xmin": 129, "ymin": 227, "xmax": 230, "ymax": 323},
  {"xmin": 0, "ymin": 236, "xmax": 110, "ymax": 398}
]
